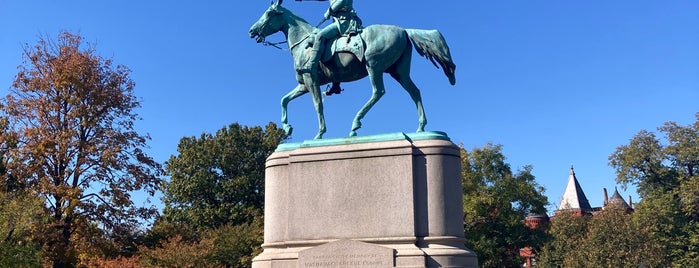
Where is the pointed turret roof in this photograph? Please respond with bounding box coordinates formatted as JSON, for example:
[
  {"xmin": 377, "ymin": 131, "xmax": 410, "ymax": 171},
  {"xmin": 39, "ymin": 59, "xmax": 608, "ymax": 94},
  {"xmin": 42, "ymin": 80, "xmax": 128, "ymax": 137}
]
[
  {"xmin": 605, "ymin": 187, "xmax": 631, "ymax": 210},
  {"xmin": 558, "ymin": 166, "xmax": 592, "ymax": 212}
]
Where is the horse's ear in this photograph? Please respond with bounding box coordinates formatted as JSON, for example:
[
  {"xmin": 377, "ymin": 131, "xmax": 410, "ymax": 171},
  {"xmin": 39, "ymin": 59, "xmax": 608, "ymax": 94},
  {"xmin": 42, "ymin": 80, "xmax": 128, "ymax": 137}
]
[{"xmin": 277, "ymin": 0, "xmax": 283, "ymax": 6}]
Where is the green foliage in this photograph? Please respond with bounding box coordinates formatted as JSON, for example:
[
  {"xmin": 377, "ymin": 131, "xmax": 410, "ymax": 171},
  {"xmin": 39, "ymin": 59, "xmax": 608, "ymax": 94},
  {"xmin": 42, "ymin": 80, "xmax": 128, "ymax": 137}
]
[
  {"xmin": 141, "ymin": 219, "xmax": 264, "ymax": 268},
  {"xmin": 609, "ymin": 113, "xmax": 699, "ymax": 197},
  {"xmin": 537, "ymin": 210, "xmax": 589, "ymax": 267},
  {"xmin": 0, "ymin": 242, "xmax": 42, "ymax": 268},
  {"xmin": 162, "ymin": 122, "xmax": 286, "ymax": 229},
  {"xmin": 152, "ymin": 122, "xmax": 286, "ymax": 266},
  {"xmin": 139, "ymin": 220, "xmax": 263, "ymax": 268},
  {"xmin": 0, "ymin": 190, "xmax": 44, "ymax": 267},
  {"xmin": 609, "ymin": 130, "xmax": 675, "ymax": 196},
  {"xmin": 460, "ymin": 143, "xmax": 549, "ymax": 268},
  {"xmin": 608, "ymin": 113, "xmax": 699, "ymax": 266},
  {"xmin": 539, "ymin": 114, "xmax": 699, "ymax": 267},
  {"xmin": 142, "ymin": 220, "xmax": 199, "ymax": 249},
  {"xmin": 207, "ymin": 219, "xmax": 264, "ymax": 268},
  {"xmin": 139, "ymin": 234, "xmax": 216, "ymax": 267},
  {"xmin": 631, "ymin": 193, "xmax": 686, "ymax": 267},
  {"xmin": 1, "ymin": 30, "xmax": 163, "ymax": 266},
  {"xmin": 583, "ymin": 207, "xmax": 661, "ymax": 267},
  {"xmin": 539, "ymin": 207, "xmax": 663, "ymax": 268}
]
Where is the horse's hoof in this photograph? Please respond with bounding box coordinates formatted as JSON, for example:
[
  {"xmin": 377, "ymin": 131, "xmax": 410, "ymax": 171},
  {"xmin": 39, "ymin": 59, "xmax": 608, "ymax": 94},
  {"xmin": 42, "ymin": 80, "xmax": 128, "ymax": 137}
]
[
  {"xmin": 349, "ymin": 131, "xmax": 357, "ymax": 137},
  {"xmin": 314, "ymin": 133, "xmax": 323, "ymax": 140},
  {"xmin": 283, "ymin": 125, "xmax": 293, "ymax": 136},
  {"xmin": 416, "ymin": 128, "xmax": 425, "ymax": 133}
]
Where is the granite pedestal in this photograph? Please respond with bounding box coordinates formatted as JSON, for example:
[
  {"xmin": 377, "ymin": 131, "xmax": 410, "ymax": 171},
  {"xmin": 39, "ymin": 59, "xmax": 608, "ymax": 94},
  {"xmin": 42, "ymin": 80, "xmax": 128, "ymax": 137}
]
[{"xmin": 251, "ymin": 132, "xmax": 478, "ymax": 268}]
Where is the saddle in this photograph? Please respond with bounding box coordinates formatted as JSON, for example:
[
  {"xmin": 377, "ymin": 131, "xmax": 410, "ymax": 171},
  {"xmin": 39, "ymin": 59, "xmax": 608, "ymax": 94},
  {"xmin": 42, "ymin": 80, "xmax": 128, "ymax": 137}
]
[
  {"xmin": 294, "ymin": 34, "xmax": 365, "ymax": 77},
  {"xmin": 321, "ymin": 34, "xmax": 365, "ymax": 63}
]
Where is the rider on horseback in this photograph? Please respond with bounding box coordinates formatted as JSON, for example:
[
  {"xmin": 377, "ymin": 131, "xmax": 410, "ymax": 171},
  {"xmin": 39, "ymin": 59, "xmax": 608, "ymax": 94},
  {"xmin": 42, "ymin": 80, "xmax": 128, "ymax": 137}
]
[
  {"xmin": 250, "ymin": 0, "xmax": 457, "ymax": 139},
  {"xmin": 297, "ymin": 0, "xmax": 363, "ymax": 78}
]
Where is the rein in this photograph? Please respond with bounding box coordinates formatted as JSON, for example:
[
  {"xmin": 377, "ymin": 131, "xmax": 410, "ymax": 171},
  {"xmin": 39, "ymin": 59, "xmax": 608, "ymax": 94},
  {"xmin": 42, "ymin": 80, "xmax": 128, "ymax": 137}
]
[
  {"xmin": 261, "ymin": 33, "xmax": 310, "ymax": 52},
  {"xmin": 262, "ymin": 40, "xmax": 288, "ymax": 50},
  {"xmin": 288, "ymin": 34, "xmax": 310, "ymax": 50}
]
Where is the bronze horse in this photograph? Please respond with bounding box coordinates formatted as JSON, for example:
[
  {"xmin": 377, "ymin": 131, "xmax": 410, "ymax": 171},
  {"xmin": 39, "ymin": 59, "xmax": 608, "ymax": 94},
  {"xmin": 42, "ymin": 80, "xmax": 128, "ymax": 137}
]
[{"xmin": 249, "ymin": 0, "xmax": 456, "ymax": 139}]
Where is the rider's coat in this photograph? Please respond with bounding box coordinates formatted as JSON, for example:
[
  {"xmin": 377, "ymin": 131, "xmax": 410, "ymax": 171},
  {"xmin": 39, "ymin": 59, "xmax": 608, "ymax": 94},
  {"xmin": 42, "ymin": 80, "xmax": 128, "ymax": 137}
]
[{"xmin": 326, "ymin": 0, "xmax": 362, "ymax": 36}]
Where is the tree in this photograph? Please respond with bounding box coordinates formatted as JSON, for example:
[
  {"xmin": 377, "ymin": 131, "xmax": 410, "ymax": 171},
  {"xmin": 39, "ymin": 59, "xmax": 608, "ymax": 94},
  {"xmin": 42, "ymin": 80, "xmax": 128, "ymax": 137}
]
[
  {"xmin": 139, "ymin": 234, "xmax": 217, "ymax": 267},
  {"xmin": 156, "ymin": 122, "xmax": 286, "ymax": 266},
  {"xmin": 0, "ymin": 115, "xmax": 43, "ymax": 267},
  {"xmin": 207, "ymin": 220, "xmax": 264, "ymax": 268},
  {"xmin": 537, "ymin": 208, "xmax": 590, "ymax": 267},
  {"xmin": 582, "ymin": 207, "xmax": 661, "ymax": 267},
  {"xmin": 1, "ymin": 31, "xmax": 162, "ymax": 267},
  {"xmin": 0, "ymin": 189, "xmax": 45, "ymax": 267},
  {"xmin": 162, "ymin": 122, "xmax": 286, "ymax": 229},
  {"xmin": 608, "ymin": 130, "xmax": 675, "ymax": 197},
  {"xmin": 140, "ymin": 220, "xmax": 264, "ymax": 268},
  {"xmin": 608, "ymin": 113, "xmax": 699, "ymax": 266},
  {"xmin": 538, "ymin": 206, "xmax": 663, "ymax": 268},
  {"xmin": 460, "ymin": 143, "xmax": 549, "ymax": 268}
]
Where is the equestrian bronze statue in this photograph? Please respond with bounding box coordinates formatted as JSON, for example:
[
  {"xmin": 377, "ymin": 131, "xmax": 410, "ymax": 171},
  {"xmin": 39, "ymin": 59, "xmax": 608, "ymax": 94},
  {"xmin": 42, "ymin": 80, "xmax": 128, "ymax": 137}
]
[{"xmin": 249, "ymin": 0, "xmax": 456, "ymax": 139}]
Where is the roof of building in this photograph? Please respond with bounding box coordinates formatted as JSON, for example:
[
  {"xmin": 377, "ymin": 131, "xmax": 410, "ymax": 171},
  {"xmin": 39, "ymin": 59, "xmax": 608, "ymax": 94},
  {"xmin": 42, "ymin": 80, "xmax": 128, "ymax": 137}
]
[
  {"xmin": 558, "ymin": 166, "xmax": 593, "ymax": 212},
  {"xmin": 606, "ymin": 187, "xmax": 631, "ymax": 209}
]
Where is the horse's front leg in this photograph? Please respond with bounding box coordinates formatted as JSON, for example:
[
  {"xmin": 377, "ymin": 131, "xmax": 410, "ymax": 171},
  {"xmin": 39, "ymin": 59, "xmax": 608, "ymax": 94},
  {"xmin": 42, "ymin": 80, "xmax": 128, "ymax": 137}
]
[
  {"xmin": 281, "ymin": 84, "xmax": 308, "ymax": 136},
  {"xmin": 302, "ymin": 74, "xmax": 326, "ymax": 139}
]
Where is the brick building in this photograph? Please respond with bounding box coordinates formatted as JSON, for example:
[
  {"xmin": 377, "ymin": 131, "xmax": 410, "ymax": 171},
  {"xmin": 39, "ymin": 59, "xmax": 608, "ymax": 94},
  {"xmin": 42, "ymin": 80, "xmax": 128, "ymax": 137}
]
[{"xmin": 520, "ymin": 166, "xmax": 633, "ymax": 267}]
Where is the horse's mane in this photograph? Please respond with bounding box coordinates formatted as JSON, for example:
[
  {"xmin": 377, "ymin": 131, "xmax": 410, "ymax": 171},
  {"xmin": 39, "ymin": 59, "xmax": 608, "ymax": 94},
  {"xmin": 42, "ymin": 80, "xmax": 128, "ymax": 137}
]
[{"xmin": 278, "ymin": 5, "xmax": 314, "ymax": 30}]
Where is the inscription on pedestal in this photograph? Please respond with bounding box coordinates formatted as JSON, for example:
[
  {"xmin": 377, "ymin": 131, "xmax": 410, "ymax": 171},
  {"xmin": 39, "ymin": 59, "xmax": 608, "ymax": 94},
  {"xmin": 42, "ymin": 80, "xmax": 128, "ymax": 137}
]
[{"xmin": 298, "ymin": 240, "xmax": 394, "ymax": 268}]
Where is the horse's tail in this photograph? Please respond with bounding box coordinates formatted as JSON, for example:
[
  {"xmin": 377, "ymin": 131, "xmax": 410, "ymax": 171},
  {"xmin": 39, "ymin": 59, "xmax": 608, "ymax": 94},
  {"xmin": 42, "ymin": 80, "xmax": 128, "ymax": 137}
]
[{"xmin": 406, "ymin": 29, "xmax": 456, "ymax": 85}]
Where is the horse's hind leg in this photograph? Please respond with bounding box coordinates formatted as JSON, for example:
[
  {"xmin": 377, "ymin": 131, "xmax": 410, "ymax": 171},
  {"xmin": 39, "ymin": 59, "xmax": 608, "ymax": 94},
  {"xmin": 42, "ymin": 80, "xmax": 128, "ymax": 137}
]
[
  {"xmin": 389, "ymin": 50, "xmax": 427, "ymax": 132},
  {"xmin": 350, "ymin": 69, "xmax": 386, "ymax": 136},
  {"xmin": 398, "ymin": 76, "xmax": 426, "ymax": 132},
  {"xmin": 281, "ymin": 84, "xmax": 308, "ymax": 136}
]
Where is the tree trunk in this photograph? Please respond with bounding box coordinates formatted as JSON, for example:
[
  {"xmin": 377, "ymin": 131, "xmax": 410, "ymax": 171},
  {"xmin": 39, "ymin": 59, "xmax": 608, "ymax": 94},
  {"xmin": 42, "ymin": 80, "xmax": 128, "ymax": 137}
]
[
  {"xmin": 53, "ymin": 220, "xmax": 73, "ymax": 267},
  {"xmin": 51, "ymin": 206, "xmax": 74, "ymax": 267}
]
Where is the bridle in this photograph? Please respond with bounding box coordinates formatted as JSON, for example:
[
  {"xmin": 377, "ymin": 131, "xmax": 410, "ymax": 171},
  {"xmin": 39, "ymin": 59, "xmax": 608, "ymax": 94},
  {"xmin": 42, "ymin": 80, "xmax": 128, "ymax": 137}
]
[{"xmin": 255, "ymin": 7, "xmax": 288, "ymax": 50}]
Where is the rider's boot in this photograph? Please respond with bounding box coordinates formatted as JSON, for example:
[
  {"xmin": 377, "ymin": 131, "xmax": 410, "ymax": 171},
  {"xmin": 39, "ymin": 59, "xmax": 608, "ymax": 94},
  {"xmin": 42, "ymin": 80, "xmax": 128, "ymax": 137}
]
[{"xmin": 325, "ymin": 82, "xmax": 343, "ymax": 96}]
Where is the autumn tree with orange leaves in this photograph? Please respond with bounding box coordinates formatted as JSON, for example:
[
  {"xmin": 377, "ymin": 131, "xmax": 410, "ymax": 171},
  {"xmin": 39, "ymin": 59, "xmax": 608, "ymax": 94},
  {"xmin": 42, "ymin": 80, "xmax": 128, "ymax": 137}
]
[{"xmin": 0, "ymin": 31, "xmax": 162, "ymax": 267}]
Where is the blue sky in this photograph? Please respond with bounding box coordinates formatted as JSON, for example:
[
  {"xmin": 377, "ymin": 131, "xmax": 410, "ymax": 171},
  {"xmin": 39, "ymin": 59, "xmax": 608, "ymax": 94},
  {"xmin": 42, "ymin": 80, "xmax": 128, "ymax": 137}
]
[{"xmin": 1, "ymin": 1, "xmax": 697, "ymax": 214}]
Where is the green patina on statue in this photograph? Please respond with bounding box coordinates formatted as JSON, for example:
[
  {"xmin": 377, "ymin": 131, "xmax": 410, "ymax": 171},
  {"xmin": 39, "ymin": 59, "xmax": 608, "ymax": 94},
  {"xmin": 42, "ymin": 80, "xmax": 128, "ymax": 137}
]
[
  {"xmin": 249, "ymin": 0, "xmax": 456, "ymax": 139},
  {"xmin": 297, "ymin": 0, "xmax": 362, "ymax": 75}
]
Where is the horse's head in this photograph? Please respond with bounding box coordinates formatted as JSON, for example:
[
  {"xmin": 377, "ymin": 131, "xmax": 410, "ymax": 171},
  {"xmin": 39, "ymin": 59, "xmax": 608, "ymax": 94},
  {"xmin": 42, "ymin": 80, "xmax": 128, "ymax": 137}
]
[{"xmin": 249, "ymin": 0, "xmax": 287, "ymax": 43}]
